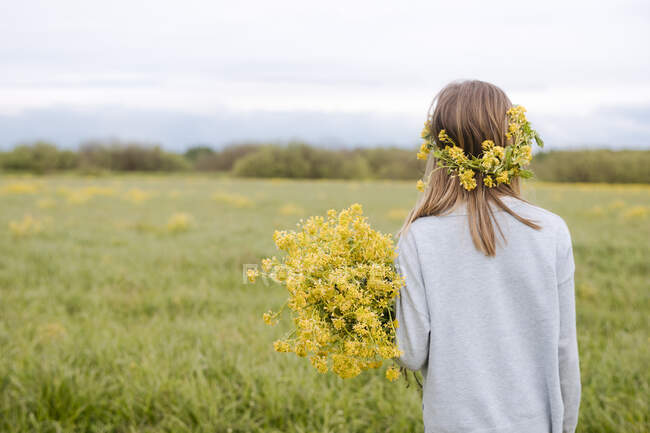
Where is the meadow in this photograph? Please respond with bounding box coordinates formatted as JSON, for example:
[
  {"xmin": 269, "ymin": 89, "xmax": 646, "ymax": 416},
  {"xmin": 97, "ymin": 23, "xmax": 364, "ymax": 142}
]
[{"xmin": 0, "ymin": 175, "xmax": 648, "ymax": 433}]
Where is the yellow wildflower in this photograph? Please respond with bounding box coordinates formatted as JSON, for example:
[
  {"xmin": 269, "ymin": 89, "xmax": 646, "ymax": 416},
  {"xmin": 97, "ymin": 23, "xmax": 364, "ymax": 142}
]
[
  {"xmin": 385, "ymin": 366, "xmax": 401, "ymax": 381},
  {"xmin": 420, "ymin": 121, "xmax": 432, "ymax": 138},
  {"xmin": 273, "ymin": 340, "xmax": 291, "ymax": 352},
  {"xmin": 447, "ymin": 146, "xmax": 468, "ymax": 164},
  {"xmin": 260, "ymin": 204, "xmax": 404, "ymax": 380},
  {"xmin": 263, "ymin": 312, "xmax": 273, "ymax": 325},
  {"xmin": 310, "ymin": 355, "xmax": 329, "ymax": 373},
  {"xmin": 496, "ymin": 171, "xmax": 510, "ymax": 184},
  {"xmin": 247, "ymin": 268, "xmax": 259, "ymax": 283},
  {"xmin": 481, "ymin": 140, "xmax": 495, "ymax": 151},
  {"xmin": 166, "ymin": 212, "xmax": 193, "ymax": 233},
  {"xmin": 483, "ymin": 176, "xmax": 495, "ymax": 188},
  {"xmin": 8, "ymin": 214, "xmax": 43, "ymax": 238},
  {"xmin": 459, "ymin": 169, "xmax": 477, "ymax": 191},
  {"xmin": 417, "ymin": 141, "xmax": 430, "ymax": 160},
  {"xmin": 416, "ymin": 180, "xmax": 426, "ymax": 192}
]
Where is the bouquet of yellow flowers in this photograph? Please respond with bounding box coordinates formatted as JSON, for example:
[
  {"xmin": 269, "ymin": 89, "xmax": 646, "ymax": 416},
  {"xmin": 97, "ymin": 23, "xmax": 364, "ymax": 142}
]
[{"xmin": 251, "ymin": 203, "xmax": 404, "ymax": 381}]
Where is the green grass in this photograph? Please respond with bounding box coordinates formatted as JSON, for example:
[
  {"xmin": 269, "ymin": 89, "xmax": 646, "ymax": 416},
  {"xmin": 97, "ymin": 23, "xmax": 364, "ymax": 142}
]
[{"xmin": 0, "ymin": 175, "xmax": 648, "ymax": 432}]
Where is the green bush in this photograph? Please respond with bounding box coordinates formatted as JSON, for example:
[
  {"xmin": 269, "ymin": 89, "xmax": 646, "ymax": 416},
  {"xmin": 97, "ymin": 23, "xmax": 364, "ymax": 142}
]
[
  {"xmin": 1, "ymin": 141, "xmax": 78, "ymax": 174},
  {"xmin": 232, "ymin": 142, "xmax": 371, "ymax": 179},
  {"xmin": 1, "ymin": 140, "xmax": 648, "ymax": 183},
  {"xmin": 359, "ymin": 147, "xmax": 425, "ymax": 180},
  {"xmin": 192, "ymin": 143, "xmax": 262, "ymax": 171},
  {"xmin": 530, "ymin": 150, "xmax": 650, "ymax": 183},
  {"xmin": 78, "ymin": 141, "xmax": 189, "ymax": 172}
]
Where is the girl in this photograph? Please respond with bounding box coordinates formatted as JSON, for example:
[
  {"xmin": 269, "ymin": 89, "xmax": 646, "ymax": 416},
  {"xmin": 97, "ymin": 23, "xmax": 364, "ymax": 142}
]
[{"xmin": 395, "ymin": 80, "xmax": 581, "ymax": 433}]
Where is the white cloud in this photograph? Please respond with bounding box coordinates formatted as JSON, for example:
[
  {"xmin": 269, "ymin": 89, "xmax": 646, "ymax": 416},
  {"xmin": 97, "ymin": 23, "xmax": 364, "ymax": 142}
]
[{"xmin": 0, "ymin": 0, "xmax": 649, "ymax": 147}]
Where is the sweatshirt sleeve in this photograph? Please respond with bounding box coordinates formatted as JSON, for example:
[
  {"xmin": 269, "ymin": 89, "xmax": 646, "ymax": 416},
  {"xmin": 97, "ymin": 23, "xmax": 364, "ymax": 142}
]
[
  {"xmin": 556, "ymin": 220, "xmax": 581, "ymax": 433},
  {"xmin": 394, "ymin": 226, "xmax": 430, "ymax": 371}
]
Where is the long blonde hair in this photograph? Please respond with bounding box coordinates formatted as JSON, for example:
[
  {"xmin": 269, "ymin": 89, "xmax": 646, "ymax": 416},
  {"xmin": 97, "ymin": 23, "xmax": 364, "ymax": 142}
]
[{"xmin": 400, "ymin": 80, "xmax": 540, "ymax": 256}]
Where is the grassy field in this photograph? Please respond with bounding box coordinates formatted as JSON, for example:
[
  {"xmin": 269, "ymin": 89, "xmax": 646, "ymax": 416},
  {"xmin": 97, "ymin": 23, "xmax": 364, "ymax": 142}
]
[{"xmin": 0, "ymin": 175, "xmax": 648, "ymax": 433}]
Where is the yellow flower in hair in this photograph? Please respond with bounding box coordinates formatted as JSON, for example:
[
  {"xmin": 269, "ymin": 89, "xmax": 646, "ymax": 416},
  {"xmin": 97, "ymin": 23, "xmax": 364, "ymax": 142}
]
[
  {"xmin": 417, "ymin": 141, "xmax": 430, "ymax": 160},
  {"xmin": 480, "ymin": 153, "xmax": 499, "ymax": 170},
  {"xmin": 421, "ymin": 122, "xmax": 432, "ymax": 138},
  {"xmin": 416, "ymin": 180, "xmax": 426, "ymax": 192},
  {"xmin": 447, "ymin": 146, "xmax": 468, "ymax": 164},
  {"xmin": 415, "ymin": 103, "xmax": 542, "ymax": 192},
  {"xmin": 496, "ymin": 171, "xmax": 510, "ymax": 184},
  {"xmin": 459, "ymin": 169, "xmax": 477, "ymax": 191},
  {"xmin": 513, "ymin": 144, "xmax": 532, "ymax": 166},
  {"xmin": 481, "ymin": 140, "xmax": 495, "ymax": 151}
]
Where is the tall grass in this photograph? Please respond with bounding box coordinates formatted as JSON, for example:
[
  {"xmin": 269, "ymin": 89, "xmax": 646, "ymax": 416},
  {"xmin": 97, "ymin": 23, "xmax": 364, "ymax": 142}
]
[{"xmin": 0, "ymin": 176, "xmax": 648, "ymax": 432}]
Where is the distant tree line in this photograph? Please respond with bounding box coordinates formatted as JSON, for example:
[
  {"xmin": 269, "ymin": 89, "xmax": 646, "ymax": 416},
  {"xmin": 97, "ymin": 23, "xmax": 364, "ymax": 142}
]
[{"xmin": 1, "ymin": 140, "xmax": 648, "ymax": 183}]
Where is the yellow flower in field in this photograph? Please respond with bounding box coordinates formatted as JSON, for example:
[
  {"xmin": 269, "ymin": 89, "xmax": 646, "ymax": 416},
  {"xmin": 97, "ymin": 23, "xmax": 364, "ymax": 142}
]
[
  {"xmin": 0, "ymin": 182, "xmax": 39, "ymax": 195},
  {"xmin": 278, "ymin": 203, "xmax": 305, "ymax": 216},
  {"xmin": 622, "ymin": 205, "xmax": 648, "ymax": 219},
  {"xmin": 387, "ymin": 208, "xmax": 409, "ymax": 221},
  {"xmin": 586, "ymin": 205, "xmax": 604, "ymax": 216},
  {"xmin": 123, "ymin": 188, "xmax": 150, "ymax": 204},
  {"xmin": 9, "ymin": 214, "xmax": 43, "ymax": 237},
  {"xmin": 38, "ymin": 322, "xmax": 67, "ymax": 341},
  {"xmin": 37, "ymin": 198, "xmax": 56, "ymax": 209},
  {"xmin": 416, "ymin": 180, "xmax": 426, "ymax": 192},
  {"xmin": 459, "ymin": 169, "xmax": 477, "ymax": 191},
  {"xmin": 385, "ymin": 366, "xmax": 401, "ymax": 381},
  {"xmin": 608, "ymin": 200, "xmax": 625, "ymax": 210},
  {"xmin": 166, "ymin": 212, "xmax": 193, "ymax": 233},
  {"xmin": 213, "ymin": 192, "xmax": 254, "ymax": 208}
]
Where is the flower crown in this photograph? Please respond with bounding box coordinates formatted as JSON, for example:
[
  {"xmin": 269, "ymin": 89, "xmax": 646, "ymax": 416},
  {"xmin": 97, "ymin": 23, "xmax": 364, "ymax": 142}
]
[{"xmin": 416, "ymin": 106, "xmax": 544, "ymax": 191}]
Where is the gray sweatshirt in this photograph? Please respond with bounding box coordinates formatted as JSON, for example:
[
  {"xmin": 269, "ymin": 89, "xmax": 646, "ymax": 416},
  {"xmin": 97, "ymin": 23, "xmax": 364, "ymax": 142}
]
[{"xmin": 395, "ymin": 195, "xmax": 580, "ymax": 433}]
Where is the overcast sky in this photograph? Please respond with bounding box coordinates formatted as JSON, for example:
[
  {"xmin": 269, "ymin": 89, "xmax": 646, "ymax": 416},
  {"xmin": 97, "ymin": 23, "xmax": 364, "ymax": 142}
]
[{"xmin": 1, "ymin": 0, "xmax": 649, "ymax": 150}]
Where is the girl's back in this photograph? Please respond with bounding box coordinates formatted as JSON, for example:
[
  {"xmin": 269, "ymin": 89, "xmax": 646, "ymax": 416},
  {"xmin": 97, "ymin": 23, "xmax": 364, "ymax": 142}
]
[
  {"xmin": 395, "ymin": 81, "xmax": 580, "ymax": 433},
  {"xmin": 396, "ymin": 197, "xmax": 579, "ymax": 433}
]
